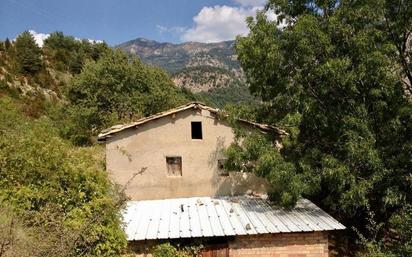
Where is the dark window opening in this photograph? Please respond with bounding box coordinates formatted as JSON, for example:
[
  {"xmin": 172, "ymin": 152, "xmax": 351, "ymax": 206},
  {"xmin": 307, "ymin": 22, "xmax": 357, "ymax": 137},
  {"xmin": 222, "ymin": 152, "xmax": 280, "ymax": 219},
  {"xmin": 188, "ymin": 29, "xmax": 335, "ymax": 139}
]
[
  {"xmin": 166, "ymin": 156, "xmax": 182, "ymax": 176},
  {"xmin": 191, "ymin": 121, "xmax": 203, "ymax": 139},
  {"xmin": 217, "ymin": 159, "xmax": 229, "ymax": 176}
]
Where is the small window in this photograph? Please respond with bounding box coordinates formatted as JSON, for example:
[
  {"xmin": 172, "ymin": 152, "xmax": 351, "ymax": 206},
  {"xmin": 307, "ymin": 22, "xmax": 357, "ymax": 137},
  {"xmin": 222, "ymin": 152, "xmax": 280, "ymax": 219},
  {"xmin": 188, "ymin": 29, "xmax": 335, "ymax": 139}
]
[
  {"xmin": 166, "ymin": 156, "xmax": 182, "ymax": 176},
  {"xmin": 191, "ymin": 122, "xmax": 203, "ymax": 139},
  {"xmin": 217, "ymin": 159, "xmax": 229, "ymax": 176}
]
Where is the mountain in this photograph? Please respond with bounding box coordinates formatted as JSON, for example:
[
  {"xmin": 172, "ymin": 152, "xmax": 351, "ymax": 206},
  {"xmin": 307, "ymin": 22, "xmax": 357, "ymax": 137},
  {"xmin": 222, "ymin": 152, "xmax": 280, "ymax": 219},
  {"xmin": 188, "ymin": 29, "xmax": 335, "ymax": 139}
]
[
  {"xmin": 117, "ymin": 38, "xmax": 255, "ymax": 107},
  {"xmin": 117, "ymin": 38, "xmax": 240, "ymax": 73}
]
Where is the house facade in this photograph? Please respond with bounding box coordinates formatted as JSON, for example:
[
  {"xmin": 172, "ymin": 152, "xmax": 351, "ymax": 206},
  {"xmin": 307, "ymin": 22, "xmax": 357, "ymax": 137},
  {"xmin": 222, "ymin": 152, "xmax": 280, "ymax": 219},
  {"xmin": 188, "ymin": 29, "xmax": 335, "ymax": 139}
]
[
  {"xmin": 98, "ymin": 102, "xmax": 283, "ymax": 200},
  {"xmin": 98, "ymin": 102, "xmax": 345, "ymax": 257}
]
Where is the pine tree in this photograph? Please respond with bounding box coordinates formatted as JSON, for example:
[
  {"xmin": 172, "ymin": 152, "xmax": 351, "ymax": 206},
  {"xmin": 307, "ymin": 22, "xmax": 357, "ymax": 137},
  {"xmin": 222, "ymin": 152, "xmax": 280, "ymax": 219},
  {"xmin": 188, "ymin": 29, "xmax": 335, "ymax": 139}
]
[
  {"xmin": 4, "ymin": 38, "xmax": 11, "ymax": 51},
  {"xmin": 14, "ymin": 31, "xmax": 42, "ymax": 75}
]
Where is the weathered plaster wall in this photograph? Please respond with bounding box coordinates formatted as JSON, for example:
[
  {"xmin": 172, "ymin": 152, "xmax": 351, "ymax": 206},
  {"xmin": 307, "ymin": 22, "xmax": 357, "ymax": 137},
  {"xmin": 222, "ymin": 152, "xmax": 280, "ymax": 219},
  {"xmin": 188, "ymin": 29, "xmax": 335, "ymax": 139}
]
[{"xmin": 106, "ymin": 108, "xmax": 269, "ymax": 200}]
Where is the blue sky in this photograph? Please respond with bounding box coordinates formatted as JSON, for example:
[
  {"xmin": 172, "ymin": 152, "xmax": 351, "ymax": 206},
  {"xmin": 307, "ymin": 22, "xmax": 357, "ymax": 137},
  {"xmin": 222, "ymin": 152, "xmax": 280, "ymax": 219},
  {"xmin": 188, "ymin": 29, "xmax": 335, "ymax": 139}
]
[{"xmin": 0, "ymin": 0, "xmax": 269, "ymax": 45}]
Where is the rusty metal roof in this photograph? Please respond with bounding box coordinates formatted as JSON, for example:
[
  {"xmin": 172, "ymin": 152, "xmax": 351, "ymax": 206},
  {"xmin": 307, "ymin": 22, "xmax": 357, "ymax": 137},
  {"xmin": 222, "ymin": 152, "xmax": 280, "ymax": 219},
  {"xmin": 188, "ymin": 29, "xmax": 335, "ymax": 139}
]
[
  {"xmin": 122, "ymin": 196, "xmax": 345, "ymax": 241},
  {"xmin": 98, "ymin": 102, "xmax": 287, "ymax": 141}
]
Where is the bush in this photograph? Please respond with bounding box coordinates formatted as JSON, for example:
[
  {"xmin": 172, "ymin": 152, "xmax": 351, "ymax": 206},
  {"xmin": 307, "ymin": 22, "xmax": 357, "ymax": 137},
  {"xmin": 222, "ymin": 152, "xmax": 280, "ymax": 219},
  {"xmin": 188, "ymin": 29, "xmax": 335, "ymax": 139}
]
[
  {"xmin": 0, "ymin": 96, "xmax": 127, "ymax": 256},
  {"xmin": 152, "ymin": 243, "xmax": 191, "ymax": 257}
]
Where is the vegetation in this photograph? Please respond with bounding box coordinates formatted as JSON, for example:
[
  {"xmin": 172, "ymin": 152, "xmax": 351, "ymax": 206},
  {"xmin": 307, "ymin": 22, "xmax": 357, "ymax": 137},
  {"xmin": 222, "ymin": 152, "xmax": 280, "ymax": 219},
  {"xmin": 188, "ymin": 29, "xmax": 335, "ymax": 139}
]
[
  {"xmin": 197, "ymin": 83, "xmax": 256, "ymax": 108},
  {"xmin": 228, "ymin": 0, "xmax": 412, "ymax": 256},
  {"xmin": 14, "ymin": 31, "xmax": 42, "ymax": 75},
  {"xmin": 152, "ymin": 243, "xmax": 191, "ymax": 257},
  {"xmin": 43, "ymin": 31, "xmax": 108, "ymax": 74},
  {"xmin": 0, "ymin": 97, "xmax": 126, "ymax": 257},
  {"xmin": 0, "ymin": 30, "xmax": 191, "ymax": 256},
  {"xmin": 64, "ymin": 49, "xmax": 187, "ymax": 145}
]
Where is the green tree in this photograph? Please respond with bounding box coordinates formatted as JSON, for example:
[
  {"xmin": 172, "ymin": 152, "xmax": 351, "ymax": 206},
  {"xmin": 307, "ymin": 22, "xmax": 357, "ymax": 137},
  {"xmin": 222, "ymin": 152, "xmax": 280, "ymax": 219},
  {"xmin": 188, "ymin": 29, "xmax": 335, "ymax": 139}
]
[
  {"xmin": 64, "ymin": 49, "xmax": 187, "ymax": 145},
  {"xmin": 14, "ymin": 31, "xmax": 42, "ymax": 75},
  {"xmin": 232, "ymin": 0, "xmax": 412, "ymax": 254},
  {"xmin": 4, "ymin": 38, "xmax": 11, "ymax": 51},
  {"xmin": 43, "ymin": 31, "xmax": 109, "ymax": 74},
  {"xmin": 43, "ymin": 31, "xmax": 79, "ymax": 72}
]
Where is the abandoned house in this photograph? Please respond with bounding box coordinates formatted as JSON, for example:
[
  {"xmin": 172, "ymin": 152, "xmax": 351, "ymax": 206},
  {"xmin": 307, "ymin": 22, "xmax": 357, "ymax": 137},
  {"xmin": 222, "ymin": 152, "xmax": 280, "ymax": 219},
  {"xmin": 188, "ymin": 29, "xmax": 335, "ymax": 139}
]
[{"xmin": 98, "ymin": 102, "xmax": 345, "ymax": 257}]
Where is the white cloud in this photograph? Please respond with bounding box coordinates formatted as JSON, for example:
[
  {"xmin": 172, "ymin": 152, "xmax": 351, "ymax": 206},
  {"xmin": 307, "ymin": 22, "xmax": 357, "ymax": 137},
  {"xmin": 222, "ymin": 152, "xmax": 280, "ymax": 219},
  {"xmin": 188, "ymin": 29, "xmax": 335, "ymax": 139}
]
[
  {"xmin": 87, "ymin": 39, "xmax": 104, "ymax": 44},
  {"xmin": 29, "ymin": 30, "xmax": 49, "ymax": 47},
  {"xmin": 180, "ymin": 3, "xmax": 281, "ymax": 43},
  {"xmin": 181, "ymin": 5, "xmax": 262, "ymax": 43}
]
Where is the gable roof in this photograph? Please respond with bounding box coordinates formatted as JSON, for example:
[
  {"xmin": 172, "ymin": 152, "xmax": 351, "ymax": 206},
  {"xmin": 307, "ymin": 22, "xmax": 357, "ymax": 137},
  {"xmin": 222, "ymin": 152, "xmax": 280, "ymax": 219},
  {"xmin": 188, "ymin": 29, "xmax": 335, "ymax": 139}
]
[
  {"xmin": 97, "ymin": 102, "xmax": 287, "ymax": 141},
  {"xmin": 123, "ymin": 196, "xmax": 345, "ymax": 241}
]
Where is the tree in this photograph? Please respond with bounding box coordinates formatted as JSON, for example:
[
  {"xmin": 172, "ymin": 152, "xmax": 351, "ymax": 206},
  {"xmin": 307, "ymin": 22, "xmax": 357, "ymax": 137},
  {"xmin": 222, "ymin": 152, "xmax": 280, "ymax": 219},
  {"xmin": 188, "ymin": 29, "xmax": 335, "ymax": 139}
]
[
  {"xmin": 14, "ymin": 31, "xmax": 42, "ymax": 75},
  {"xmin": 383, "ymin": 0, "xmax": 412, "ymax": 96},
  {"xmin": 64, "ymin": 49, "xmax": 187, "ymax": 145},
  {"xmin": 232, "ymin": 0, "xmax": 412, "ymax": 255},
  {"xmin": 43, "ymin": 31, "xmax": 79, "ymax": 72},
  {"xmin": 4, "ymin": 38, "xmax": 11, "ymax": 51}
]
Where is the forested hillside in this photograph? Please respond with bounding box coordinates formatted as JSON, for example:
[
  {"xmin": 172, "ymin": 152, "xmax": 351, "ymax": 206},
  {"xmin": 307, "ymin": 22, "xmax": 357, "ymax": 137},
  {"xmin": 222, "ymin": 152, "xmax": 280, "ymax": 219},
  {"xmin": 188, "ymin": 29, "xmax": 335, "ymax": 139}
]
[{"xmin": 0, "ymin": 31, "xmax": 190, "ymax": 256}]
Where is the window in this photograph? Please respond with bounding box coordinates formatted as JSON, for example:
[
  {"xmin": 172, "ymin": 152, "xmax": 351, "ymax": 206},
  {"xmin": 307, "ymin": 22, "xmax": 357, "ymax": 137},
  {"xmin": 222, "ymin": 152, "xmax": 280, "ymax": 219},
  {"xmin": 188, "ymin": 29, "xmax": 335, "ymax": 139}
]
[
  {"xmin": 217, "ymin": 159, "xmax": 229, "ymax": 176},
  {"xmin": 166, "ymin": 156, "xmax": 182, "ymax": 176},
  {"xmin": 191, "ymin": 121, "xmax": 203, "ymax": 139}
]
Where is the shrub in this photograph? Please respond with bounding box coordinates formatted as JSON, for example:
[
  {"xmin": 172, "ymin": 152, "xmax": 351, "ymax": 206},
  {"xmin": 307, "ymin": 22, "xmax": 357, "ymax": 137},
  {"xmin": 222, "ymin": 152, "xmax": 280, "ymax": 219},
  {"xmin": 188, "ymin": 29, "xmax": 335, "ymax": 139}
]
[{"xmin": 152, "ymin": 243, "xmax": 191, "ymax": 257}]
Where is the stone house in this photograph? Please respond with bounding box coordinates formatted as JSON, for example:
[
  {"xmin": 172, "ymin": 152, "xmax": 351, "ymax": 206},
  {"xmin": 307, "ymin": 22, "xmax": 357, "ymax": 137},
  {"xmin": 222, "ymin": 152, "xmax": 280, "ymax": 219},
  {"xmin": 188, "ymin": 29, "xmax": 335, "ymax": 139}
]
[{"xmin": 98, "ymin": 102, "xmax": 345, "ymax": 257}]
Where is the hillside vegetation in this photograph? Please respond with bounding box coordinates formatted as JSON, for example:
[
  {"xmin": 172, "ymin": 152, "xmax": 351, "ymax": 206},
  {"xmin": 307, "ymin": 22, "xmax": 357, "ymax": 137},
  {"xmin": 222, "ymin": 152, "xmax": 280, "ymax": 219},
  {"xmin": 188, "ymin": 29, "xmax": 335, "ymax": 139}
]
[{"xmin": 0, "ymin": 31, "xmax": 190, "ymax": 256}]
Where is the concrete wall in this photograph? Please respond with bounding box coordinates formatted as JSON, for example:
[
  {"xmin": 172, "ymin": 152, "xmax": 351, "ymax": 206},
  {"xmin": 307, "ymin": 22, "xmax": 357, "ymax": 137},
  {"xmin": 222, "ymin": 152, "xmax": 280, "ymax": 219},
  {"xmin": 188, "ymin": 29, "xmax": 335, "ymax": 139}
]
[{"xmin": 106, "ymin": 108, "xmax": 269, "ymax": 200}]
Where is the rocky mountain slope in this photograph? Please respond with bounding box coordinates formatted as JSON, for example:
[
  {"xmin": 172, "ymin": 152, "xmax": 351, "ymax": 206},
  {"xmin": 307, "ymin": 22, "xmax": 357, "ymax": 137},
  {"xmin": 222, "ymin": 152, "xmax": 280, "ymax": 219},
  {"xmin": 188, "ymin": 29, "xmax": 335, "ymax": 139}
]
[{"xmin": 117, "ymin": 38, "xmax": 247, "ymax": 92}]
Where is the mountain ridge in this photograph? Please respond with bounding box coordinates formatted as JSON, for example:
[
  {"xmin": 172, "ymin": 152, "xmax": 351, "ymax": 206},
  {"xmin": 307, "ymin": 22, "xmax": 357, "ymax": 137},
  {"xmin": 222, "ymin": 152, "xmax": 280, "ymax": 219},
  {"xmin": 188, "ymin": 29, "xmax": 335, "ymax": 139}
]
[
  {"xmin": 116, "ymin": 37, "xmax": 240, "ymax": 74},
  {"xmin": 116, "ymin": 37, "xmax": 255, "ymax": 107}
]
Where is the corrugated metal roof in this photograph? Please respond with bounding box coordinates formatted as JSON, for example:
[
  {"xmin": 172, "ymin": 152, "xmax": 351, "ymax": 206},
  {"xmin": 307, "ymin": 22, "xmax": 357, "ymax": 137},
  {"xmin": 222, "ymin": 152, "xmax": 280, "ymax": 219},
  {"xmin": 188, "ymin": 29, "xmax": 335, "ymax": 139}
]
[{"xmin": 122, "ymin": 196, "xmax": 345, "ymax": 241}]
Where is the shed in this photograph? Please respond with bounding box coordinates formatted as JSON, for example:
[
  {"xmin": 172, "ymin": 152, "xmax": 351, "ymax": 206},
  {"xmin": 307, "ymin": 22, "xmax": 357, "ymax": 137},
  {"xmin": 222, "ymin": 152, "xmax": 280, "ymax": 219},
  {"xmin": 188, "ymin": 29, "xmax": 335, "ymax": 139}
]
[{"xmin": 124, "ymin": 196, "xmax": 345, "ymax": 257}]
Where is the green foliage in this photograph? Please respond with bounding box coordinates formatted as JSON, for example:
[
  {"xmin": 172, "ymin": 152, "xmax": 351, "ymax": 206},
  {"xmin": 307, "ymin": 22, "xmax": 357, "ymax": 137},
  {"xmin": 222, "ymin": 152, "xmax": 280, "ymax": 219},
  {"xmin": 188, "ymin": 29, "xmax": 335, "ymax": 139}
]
[
  {"xmin": 196, "ymin": 83, "xmax": 257, "ymax": 108},
  {"xmin": 4, "ymin": 38, "xmax": 11, "ymax": 51},
  {"xmin": 0, "ymin": 97, "xmax": 127, "ymax": 256},
  {"xmin": 14, "ymin": 31, "xmax": 43, "ymax": 75},
  {"xmin": 152, "ymin": 243, "xmax": 191, "ymax": 257},
  {"xmin": 43, "ymin": 31, "xmax": 109, "ymax": 74},
  {"xmin": 234, "ymin": 0, "xmax": 412, "ymax": 254},
  {"xmin": 386, "ymin": 205, "xmax": 412, "ymax": 256},
  {"xmin": 225, "ymin": 133, "xmax": 304, "ymax": 207},
  {"xmin": 0, "ymin": 30, "xmax": 194, "ymax": 255},
  {"xmin": 65, "ymin": 49, "xmax": 188, "ymax": 145}
]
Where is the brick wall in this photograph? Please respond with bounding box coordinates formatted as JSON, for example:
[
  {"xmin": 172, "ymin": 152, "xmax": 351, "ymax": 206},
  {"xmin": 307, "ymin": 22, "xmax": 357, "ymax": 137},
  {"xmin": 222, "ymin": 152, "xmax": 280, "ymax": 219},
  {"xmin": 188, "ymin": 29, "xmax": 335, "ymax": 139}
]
[
  {"xmin": 125, "ymin": 231, "xmax": 329, "ymax": 257},
  {"xmin": 229, "ymin": 232, "xmax": 329, "ymax": 257}
]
